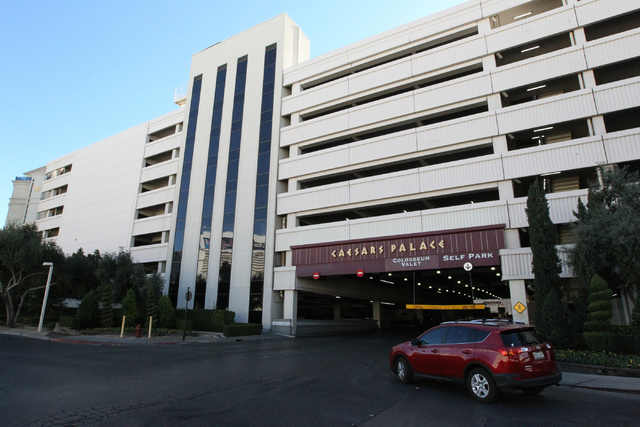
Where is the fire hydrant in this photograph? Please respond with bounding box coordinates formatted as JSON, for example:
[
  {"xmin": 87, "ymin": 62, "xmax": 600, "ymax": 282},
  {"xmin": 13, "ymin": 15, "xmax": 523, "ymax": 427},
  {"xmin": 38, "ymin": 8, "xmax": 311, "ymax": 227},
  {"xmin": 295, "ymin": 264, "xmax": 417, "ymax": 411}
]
[{"xmin": 135, "ymin": 324, "xmax": 142, "ymax": 338}]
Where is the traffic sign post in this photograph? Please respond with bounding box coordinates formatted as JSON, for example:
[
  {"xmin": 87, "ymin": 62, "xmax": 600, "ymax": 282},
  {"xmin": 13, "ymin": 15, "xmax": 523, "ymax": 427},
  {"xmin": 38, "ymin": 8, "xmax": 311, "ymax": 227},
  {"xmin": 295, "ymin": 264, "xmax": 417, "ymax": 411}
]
[
  {"xmin": 182, "ymin": 287, "xmax": 192, "ymax": 342},
  {"xmin": 356, "ymin": 269, "xmax": 364, "ymax": 278},
  {"xmin": 464, "ymin": 263, "xmax": 475, "ymax": 300}
]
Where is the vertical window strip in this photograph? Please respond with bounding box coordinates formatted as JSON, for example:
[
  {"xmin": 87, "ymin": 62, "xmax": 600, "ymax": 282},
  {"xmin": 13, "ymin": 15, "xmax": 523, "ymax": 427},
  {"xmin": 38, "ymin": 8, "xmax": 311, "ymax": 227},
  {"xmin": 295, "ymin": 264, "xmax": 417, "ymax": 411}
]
[
  {"xmin": 217, "ymin": 56, "xmax": 248, "ymax": 310},
  {"xmin": 193, "ymin": 66, "xmax": 227, "ymax": 310},
  {"xmin": 169, "ymin": 74, "xmax": 203, "ymax": 306},
  {"xmin": 248, "ymin": 45, "xmax": 277, "ymax": 323}
]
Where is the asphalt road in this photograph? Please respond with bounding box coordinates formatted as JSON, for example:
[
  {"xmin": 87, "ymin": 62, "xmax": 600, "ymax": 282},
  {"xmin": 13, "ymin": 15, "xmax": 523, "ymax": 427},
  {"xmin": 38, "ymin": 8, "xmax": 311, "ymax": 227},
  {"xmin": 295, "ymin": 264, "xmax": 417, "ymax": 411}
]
[{"xmin": 1, "ymin": 330, "xmax": 638, "ymax": 427}]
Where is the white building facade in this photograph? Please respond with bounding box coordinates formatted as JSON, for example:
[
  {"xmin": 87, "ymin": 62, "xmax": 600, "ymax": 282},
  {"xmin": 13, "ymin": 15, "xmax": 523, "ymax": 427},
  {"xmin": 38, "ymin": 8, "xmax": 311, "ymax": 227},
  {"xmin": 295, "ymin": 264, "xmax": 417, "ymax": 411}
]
[{"xmin": 6, "ymin": 0, "xmax": 640, "ymax": 333}]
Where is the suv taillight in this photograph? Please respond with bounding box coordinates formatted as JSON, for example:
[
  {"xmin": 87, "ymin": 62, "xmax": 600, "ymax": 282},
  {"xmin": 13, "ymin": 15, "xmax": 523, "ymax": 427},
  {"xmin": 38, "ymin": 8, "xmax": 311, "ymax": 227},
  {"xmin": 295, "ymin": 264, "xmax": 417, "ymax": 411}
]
[{"xmin": 500, "ymin": 348, "xmax": 521, "ymax": 357}]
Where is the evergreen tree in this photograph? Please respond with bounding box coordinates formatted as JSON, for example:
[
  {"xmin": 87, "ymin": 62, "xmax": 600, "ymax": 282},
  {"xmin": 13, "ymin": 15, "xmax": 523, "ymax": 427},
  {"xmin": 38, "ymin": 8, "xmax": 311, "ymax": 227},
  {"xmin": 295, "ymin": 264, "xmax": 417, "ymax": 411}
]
[
  {"xmin": 121, "ymin": 289, "xmax": 138, "ymax": 327},
  {"xmin": 76, "ymin": 290, "xmax": 100, "ymax": 329},
  {"xmin": 145, "ymin": 286, "xmax": 158, "ymax": 328},
  {"xmin": 100, "ymin": 285, "xmax": 114, "ymax": 328},
  {"xmin": 525, "ymin": 178, "xmax": 571, "ymax": 346},
  {"xmin": 583, "ymin": 274, "xmax": 615, "ymax": 352},
  {"xmin": 569, "ymin": 166, "xmax": 640, "ymax": 311},
  {"xmin": 157, "ymin": 296, "xmax": 176, "ymax": 329}
]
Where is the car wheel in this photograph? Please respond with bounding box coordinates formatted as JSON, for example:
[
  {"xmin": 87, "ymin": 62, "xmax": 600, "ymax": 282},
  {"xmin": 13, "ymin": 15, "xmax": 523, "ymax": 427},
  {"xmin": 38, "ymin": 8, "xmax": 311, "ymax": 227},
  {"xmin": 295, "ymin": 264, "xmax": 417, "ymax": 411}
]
[
  {"xmin": 467, "ymin": 368, "xmax": 498, "ymax": 403},
  {"xmin": 396, "ymin": 357, "xmax": 413, "ymax": 384},
  {"xmin": 522, "ymin": 386, "xmax": 545, "ymax": 395}
]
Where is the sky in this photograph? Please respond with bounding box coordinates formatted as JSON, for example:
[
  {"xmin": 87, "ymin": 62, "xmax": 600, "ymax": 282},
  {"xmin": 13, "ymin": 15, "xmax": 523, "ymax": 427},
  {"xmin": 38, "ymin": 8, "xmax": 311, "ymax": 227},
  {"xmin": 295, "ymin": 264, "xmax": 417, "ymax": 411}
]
[{"xmin": 0, "ymin": 0, "xmax": 468, "ymax": 224}]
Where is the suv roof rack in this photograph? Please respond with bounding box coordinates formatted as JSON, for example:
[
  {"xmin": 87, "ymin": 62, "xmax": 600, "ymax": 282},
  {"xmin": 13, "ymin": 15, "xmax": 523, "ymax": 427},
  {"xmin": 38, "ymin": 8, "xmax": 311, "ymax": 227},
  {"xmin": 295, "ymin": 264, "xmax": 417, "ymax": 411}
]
[{"xmin": 441, "ymin": 318, "xmax": 525, "ymax": 326}]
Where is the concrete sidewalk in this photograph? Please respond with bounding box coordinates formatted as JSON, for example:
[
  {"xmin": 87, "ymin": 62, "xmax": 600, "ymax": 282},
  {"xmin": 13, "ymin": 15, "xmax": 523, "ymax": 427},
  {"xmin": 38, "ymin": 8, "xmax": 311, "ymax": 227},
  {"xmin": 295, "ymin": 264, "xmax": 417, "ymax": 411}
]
[{"xmin": 1, "ymin": 326, "xmax": 638, "ymax": 395}]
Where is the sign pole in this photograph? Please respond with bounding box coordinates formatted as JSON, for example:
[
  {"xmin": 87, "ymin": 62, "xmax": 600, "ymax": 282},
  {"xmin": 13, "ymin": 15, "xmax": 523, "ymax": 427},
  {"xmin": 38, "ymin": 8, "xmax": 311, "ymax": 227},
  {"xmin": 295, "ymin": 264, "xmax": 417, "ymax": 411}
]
[{"xmin": 182, "ymin": 286, "xmax": 191, "ymax": 342}]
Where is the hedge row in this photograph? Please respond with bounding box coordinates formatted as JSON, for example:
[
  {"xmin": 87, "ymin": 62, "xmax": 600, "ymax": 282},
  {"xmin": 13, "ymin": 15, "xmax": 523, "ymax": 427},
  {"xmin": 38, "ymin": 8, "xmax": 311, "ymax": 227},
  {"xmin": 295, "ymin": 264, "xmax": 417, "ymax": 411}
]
[
  {"xmin": 59, "ymin": 315, "xmax": 81, "ymax": 329},
  {"xmin": 174, "ymin": 309, "xmax": 235, "ymax": 332},
  {"xmin": 223, "ymin": 323, "xmax": 263, "ymax": 337},
  {"xmin": 556, "ymin": 349, "xmax": 640, "ymax": 369}
]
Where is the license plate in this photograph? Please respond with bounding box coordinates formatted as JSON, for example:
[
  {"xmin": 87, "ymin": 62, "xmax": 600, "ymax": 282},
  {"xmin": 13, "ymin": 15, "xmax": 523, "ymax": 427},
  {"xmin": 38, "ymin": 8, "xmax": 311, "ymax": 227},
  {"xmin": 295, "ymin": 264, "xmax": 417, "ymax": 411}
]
[{"xmin": 533, "ymin": 351, "xmax": 545, "ymax": 360}]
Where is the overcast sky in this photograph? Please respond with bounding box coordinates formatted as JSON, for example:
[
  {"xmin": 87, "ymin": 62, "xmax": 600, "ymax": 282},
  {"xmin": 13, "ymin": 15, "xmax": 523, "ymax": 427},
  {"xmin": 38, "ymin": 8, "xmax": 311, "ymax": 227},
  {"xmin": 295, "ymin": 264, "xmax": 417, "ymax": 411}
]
[{"xmin": 0, "ymin": 0, "xmax": 468, "ymax": 225}]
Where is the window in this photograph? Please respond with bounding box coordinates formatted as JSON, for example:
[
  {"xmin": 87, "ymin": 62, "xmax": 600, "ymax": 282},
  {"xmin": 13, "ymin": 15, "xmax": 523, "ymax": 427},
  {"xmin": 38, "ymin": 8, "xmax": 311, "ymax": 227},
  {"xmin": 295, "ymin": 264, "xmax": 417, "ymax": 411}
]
[
  {"xmin": 444, "ymin": 326, "xmax": 471, "ymax": 344},
  {"xmin": 419, "ymin": 327, "xmax": 447, "ymax": 345}
]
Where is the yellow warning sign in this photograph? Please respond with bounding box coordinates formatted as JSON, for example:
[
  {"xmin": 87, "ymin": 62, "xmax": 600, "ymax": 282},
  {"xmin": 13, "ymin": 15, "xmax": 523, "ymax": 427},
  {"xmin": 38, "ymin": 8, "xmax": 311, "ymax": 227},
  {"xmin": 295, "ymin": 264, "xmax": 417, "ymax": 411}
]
[
  {"xmin": 514, "ymin": 302, "xmax": 526, "ymax": 314},
  {"xmin": 406, "ymin": 304, "xmax": 486, "ymax": 310}
]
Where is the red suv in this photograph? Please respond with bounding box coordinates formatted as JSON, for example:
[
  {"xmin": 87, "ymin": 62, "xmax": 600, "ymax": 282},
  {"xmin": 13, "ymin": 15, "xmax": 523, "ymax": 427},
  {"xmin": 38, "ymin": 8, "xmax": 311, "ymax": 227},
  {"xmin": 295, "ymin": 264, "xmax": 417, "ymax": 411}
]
[{"xmin": 389, "ymin": 319, "xmax": 562, "ymax": 403}]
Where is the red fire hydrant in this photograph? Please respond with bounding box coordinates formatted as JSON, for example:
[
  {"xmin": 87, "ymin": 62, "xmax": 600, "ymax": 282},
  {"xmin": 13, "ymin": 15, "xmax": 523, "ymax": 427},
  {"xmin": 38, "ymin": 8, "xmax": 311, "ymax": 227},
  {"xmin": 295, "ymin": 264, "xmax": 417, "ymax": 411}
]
[{"xmin": 135, "ymin": 324, "xmax": 142, "ymax": 338}]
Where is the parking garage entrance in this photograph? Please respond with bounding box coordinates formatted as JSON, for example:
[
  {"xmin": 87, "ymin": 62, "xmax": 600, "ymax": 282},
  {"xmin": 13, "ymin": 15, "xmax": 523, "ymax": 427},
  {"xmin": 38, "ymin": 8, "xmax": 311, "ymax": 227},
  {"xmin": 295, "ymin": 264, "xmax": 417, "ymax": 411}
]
[{"xmin": 289, "ymin": 225, "xmax": 508, "ymax": 334}]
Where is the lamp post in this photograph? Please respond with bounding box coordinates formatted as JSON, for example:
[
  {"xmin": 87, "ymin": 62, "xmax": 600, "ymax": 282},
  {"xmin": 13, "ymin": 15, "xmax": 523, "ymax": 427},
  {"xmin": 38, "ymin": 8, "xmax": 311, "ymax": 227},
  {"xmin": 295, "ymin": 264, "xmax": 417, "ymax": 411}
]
[{"xmin": 38, "ymin": 262, "xmax": 54, "ymax": 332}]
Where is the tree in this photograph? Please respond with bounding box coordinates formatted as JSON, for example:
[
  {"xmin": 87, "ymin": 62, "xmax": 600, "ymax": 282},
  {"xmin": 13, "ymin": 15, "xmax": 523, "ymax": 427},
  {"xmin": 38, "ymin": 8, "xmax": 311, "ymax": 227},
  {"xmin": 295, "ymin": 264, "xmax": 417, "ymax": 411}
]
[
  {"xmin": 64, "ymin": 248, "xmax": 101, "ymax": 300},
  {"xmin": 583, "ymin": 274, "xmax": 615, "ymax": 351},
  {"xmin": 76, "ymin": 290, "xmax": 100, "ymax": 329},
  {"xmin": 0, "ymin": 222, "xmax": 65, "ymax": 327},
  {"xmin": 121, "ymin": 289, "xmax": 138, "ymax": 327},
  {"xmin": 145, "ymin": 286, "xmax": 158, "ymax": 328},
  {"xmin": 157, "ymin": 296, "xmax": 175, "ymax": 329},
  {"xmin": 569, "ymin": 166, "xmax": 640, "ymax": 307},
  {"xmin": 525, "ymin": 179, "xmax": 571, "ymax": 346},
  {"xmin": 100, "ymin": 285, "xmax": 114, "ymax": 328}
]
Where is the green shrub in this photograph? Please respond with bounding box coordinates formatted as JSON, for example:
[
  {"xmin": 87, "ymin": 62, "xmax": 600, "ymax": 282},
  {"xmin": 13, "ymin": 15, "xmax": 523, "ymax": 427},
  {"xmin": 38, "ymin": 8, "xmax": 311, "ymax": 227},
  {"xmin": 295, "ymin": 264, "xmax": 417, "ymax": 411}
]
[
  {"xmin": 121, "ymin": 289, "xmax": 138, "ymax": 327},
  {"xmin": 556, "ymin": 349, "xmax": 640, "ymax": 369},
  {"xmin": 175, "ymin": 319, "xmax": 193, "ymax": 332},
  {"xmin": 59, "ymin": 315, "xmax": 81, "ymax": 329},
  {"xmin": 157, "ymin": 296, "xmax": 175, "ymax": 329},
  {"xmin": 174, "ymin": 309, "xmax": 235, "ymax": 332},
  {"xmin": 583, "ymin": 275, "xmax": 615, "ymax": 352},
  {"xmin": 76, "ymin": 290, "xmax": 100, "ymax": 329},
  {"xmin": 223, "ymin": 323, "xmax": 263, "ymax": 337},
  {"xmin": 100, "ymin": 285, "xmax": 114, "ymax": 328},
  {"xmin": 633, "ymin": 301, "xmax": 640, "ymax": 355}
]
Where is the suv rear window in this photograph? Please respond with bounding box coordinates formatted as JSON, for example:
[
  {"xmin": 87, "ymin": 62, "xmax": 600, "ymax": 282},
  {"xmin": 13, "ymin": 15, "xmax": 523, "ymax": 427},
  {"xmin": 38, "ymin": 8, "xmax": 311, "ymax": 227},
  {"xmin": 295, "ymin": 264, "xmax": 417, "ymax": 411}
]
[{"xmin": 501, "ymin": 329, "xmax": 543, "ymax": 347}]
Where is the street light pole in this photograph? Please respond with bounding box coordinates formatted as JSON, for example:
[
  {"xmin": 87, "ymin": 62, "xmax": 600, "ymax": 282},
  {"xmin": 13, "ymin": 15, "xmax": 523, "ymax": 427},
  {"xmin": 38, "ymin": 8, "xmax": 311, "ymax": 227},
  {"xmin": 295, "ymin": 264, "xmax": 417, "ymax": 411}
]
[{"xmin": 38, "ymin": 262, "xmax": 54, "ymax": 332}]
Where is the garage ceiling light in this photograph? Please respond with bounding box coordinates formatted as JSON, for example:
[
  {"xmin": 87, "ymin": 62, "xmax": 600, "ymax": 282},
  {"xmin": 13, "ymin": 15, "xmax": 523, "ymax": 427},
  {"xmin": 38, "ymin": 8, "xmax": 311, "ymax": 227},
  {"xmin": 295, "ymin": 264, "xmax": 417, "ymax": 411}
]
[
  {"xmin": 521, "ymin": 45, "xmax": 540, "ymax": 53},
  {"xmin": 514, "ymin": 11, "xmax": 532, "ymax": 19}
]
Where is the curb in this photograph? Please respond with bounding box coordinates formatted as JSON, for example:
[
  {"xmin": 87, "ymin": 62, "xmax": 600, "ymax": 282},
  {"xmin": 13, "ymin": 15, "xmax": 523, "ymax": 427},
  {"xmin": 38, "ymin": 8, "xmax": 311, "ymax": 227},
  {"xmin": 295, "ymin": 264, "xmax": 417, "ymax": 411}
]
[{"xmin": 558, "ymin": 362, "xmax": 640, "ymax": 378}]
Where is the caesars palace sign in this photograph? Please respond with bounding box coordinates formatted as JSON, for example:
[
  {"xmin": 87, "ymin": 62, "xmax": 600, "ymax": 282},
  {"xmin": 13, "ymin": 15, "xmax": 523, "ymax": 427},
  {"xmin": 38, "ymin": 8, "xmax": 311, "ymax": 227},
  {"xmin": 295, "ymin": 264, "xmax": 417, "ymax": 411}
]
[{"xmin": 292, "ymin": 225, "xmax": 505, "ymax": 278}]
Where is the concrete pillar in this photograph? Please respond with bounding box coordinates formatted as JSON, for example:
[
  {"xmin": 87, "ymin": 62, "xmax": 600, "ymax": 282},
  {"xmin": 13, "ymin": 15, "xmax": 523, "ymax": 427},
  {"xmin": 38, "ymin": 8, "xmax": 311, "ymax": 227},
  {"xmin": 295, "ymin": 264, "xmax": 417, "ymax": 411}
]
[
  {"xmin": 372, "ymin": 301, "xmax": 381, "ymax": 328},
  {"xmin": 487, "ymin": 93, "xmax": 502, "ymax": 111},
  {"xmin": 508, "ymin": 280, "xmax": 530, "ymax": 324},
  {"xmin": 283, "ymin": 290, "xmax": 298, "ymax": 335},
  {"xmin": 333, "ymin": 304, "xmax": 341, "ymax": 320}
]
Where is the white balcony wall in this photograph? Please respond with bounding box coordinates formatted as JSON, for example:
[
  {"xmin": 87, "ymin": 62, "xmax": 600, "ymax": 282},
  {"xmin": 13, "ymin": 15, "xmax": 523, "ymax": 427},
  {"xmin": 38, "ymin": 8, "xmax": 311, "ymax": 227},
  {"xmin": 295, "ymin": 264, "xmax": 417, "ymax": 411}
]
[
  {"xmin": 575, "ymin": 0, "xmax": 640, "ymax": 27},
  {"xmin": 349, "ymin": 211, "xmax": 423, "ymax": 240},
  {"xmin": 147, "ymin": 109, "xmax": 183, "ymax": 135},
  {"xmin": 280, "ymin": 112, "xmax": 498, "ymax": 181},
  {"xmin": 584, "ymin": 29, "xmax": 640, "ymax": 70},
  {"xmin": 419, "ymin": 155, "xmax": 504, "ymax": 193},
  {"xmin": 349, "ymin": 170, "xmax": 421, "ymax": 204},
  {"xmin": 603, "ymin": 128, "xmax": 640, "ymax": 164},
  {"xmin": 349, "ymin": 129, "xmax": 417, "ymax": 166},
  {"xmin": 279, "ymin": 145, "xmax": 350, "ymax": 180},
  {"xmin": 349, "ymin": 57, "xmax": 413, "ymax": 95},
  {"xmin": 501, "ymin": 246, "xmax": 574, "ymax": 280},
  {"xmin": 496, "ymin": 90, "xmax": 597, "ymax": 134},
  {"xmin": 485, "ymin": 7, "xmax": 577, "ymax": 53},
  {"xmin": 41, "ymin": 173, "xmax": 71, "ymax": 192},
  {"xmin": 593, "ymin": 77, "xmax": 640, "ymax": 115},
  {"xmin": 130, "ymin": 244, "xmax": 169, "ymax": 263},
  {"xmin": 507, "ymin": 190, "xmax": 587, "ymax": 229},
  {"xmin": 275, "ymin": 222, "xmax": 350, "ymax": 252},
  {"xmin": 140, "ymin": 159, "xmax": 179, "ymax": 183},
  {"xmin": 282, "ymin": 79, "xmax": 349, "ymax": 116},
  {"xmin": 502, "ymin": 136, "xmax": 607, "ymax": 179},
  {"xmin": 132, "ymin": 214, "xmax": 173, "ymax": 236},
  {"xmin": 136, "ymin": 186, "xmax": 176, "ymax": 210},
  {"xmin": 35, "ymin": 215, "xmax": 63, "ymax": 231},
  {"xmin": 491, "ymin": 47, "xmax": 587, "ymax": 93},
  {"xmin": 276, "ymin": 182, "xmax": 350, "ymax": 215},
  {"xmin": 416, "ymin": 112, "xmax": 498, "ymax": 151},
  {"xmin": 421, "ymin": 201, "xmax": 509, "ymax": 233},
  {"xmin": 411, "ymin": 36, "xmax": 487, "ymax": 76},
  {"xmin": 349, "ymin": 92, "xmax": 415, "ymax": 128},
  {"xmin": 480, "ymin": 0, "xmax": 538, "ymax": 17},
  {"xmin": 413, "ymin": 73, "xmax": 493, "ymax": 112},
  {"xmin": 37, "ymin": 194, "xmax": 67, "ymax": 212},
  {"xmin": 144, "ymin": 133, "xmax": 182, "ymax": 158},
  {"xmin": 280, "ymin": 111, "xmax": 348, "ymax": 146}
]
